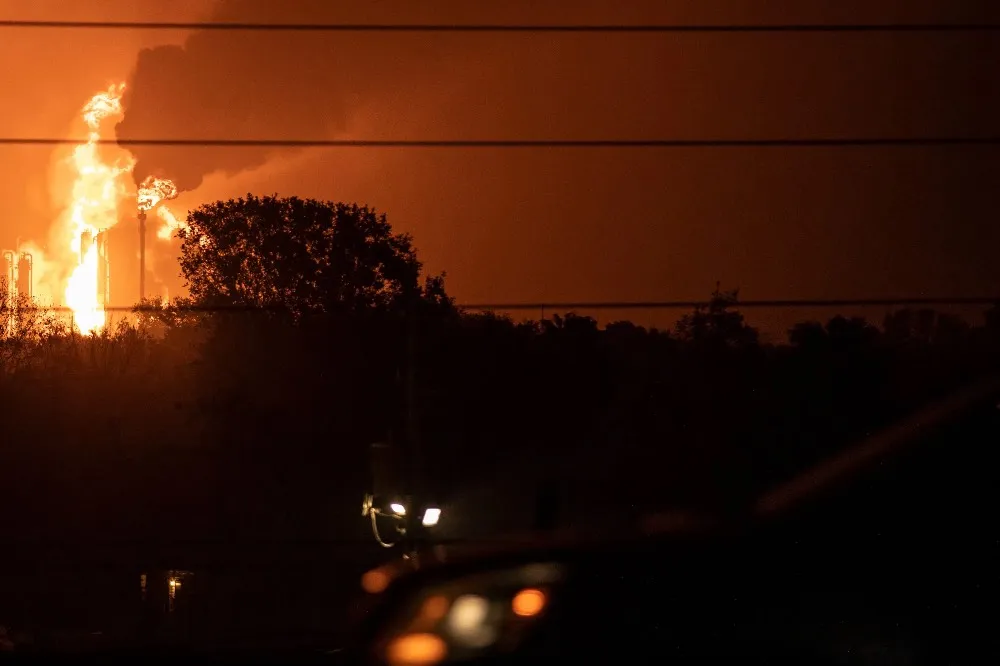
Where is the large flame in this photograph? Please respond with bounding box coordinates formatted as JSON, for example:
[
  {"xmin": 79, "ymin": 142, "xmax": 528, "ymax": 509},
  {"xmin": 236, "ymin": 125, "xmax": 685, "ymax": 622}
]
[
  {"xmin": 137, "ymin": 176, "xmax": 177, "ymax": 212},
  {"xmin": 137, "ymin": 176, "xmax": 185, "ymax": 241},
  {"xmin": 63, "ymin": 83, "xmax": 133, "ymax": 334},
  {"xmin": 156, "ymin": 206, "xmax": 187, "ymax": 240}
]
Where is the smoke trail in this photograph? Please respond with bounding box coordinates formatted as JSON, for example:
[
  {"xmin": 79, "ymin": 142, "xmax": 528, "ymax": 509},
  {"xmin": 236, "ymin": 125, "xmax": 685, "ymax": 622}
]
[{"xmin": 115, "ymin": 0, "xmax": 444, "ymax": 192}]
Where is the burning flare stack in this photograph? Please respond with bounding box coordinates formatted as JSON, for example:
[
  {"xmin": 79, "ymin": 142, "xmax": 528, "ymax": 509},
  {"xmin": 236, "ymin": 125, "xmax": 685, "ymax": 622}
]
[
  {"xmin": 136, "ymin": 177, "xmax": 178, "ymax": 301},
  {"xmin": 10, "ymin": 84, "xmax": 181, "ymax": 334},
  {"xmin": 75, "ymin": 231, "xmax": 111, "ymax": 308}
]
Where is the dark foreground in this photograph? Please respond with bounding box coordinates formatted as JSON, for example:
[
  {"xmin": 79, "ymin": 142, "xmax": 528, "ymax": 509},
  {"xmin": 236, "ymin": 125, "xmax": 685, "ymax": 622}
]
[
  {"xmin": 0, "ymin": 543, "xmax": 386, "ymax": 654},
  {"xmin": 2, "ymin": 377, "xmax": 999, "ymax": 662}
]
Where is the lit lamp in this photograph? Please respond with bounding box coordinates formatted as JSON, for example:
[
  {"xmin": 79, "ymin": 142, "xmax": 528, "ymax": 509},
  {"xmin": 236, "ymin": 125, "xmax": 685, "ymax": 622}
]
[
  {"xmin": 421, "ymin": 507, "xmax": 441, "ymax": 527},
  {"xmin": 389, "ymin": 501, "xmax": 441, "ymax": 526},
  {"xmin": 362, "ymin": 494, "xmax": 443, "ymax": 547}
]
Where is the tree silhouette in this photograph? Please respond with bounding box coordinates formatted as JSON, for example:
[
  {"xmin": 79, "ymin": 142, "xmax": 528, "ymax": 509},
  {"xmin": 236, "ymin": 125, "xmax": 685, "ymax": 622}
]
[
  {"xmin": 825, "ymin": 315, "xmax": 880, "ymax": 351},
  {"xmin": 788, "ymin": 320, "xmax": 827, "ymax": 349},
  {"xmin": 883, "ymin": 308, "xmax": 970, "ymax": 346},
  {"xmin": 176, "ymin": 194, "xmax": 448, "ymax": 316},
  {"xmin": 674, "ymin": 285, "xmax": 758, "ymax": 347},
  {"xmin": 933, "ymin": 312, "xmax": 970, "ymax": 346},
  {"xmin": 1, "ymin": 277, "xmax": 63, "ymax": 371}
]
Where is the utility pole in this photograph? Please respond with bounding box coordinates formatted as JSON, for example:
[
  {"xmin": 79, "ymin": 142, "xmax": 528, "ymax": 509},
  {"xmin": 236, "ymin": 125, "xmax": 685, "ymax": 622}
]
[
  {"xmin": 361, "ymin": 286, "xmax": 432, "ymax": 559},
  {"xmin": 403, "ymin": 290, "xmax": 423, "ymax": 559}
]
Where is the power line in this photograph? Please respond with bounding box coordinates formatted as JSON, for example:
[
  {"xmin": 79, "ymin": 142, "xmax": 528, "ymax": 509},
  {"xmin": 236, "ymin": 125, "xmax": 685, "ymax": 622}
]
[
  {"xmin": 25, "ymin": 297, "xmax": 999, "ymax": 313},
  {"xmin": 1, "ymin": 20, "xmax": 997, "ymax": 33},
  {"xmin": 2, "ymin": 137, "xmax": 998, "ymax": 148}
]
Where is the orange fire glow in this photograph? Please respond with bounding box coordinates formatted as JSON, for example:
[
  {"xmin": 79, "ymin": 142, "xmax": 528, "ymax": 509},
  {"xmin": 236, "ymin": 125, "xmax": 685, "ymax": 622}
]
[
  {"xmin": 155, "ymin": 206, "xmax": 187, "ymax": 240},
  {"xmin": 137, "ymin": 176, "xmax": 177, "ymax": 212},
  {"xmin": 135, "ymin": 176, "xmax": 183, "ymax": 241},
  {"xmin": 63, "ymin": 83, "xmax": 133, "ymax": 334}
]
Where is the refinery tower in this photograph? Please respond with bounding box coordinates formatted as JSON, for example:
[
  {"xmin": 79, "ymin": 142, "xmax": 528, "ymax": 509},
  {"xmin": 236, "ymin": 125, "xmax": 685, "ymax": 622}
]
[
  {"xmin": 5, "ymin": 193, "xmax": 164, "ymax": 313},
  {"xmin": 4, "ymin": 233, "xmax": 110, "ymax": 312},
  {"xmin": 79, "ymin": 229, "xmax": 112, "ymax": 307},
  {"xmin": 2, "ymin": 248, "xmax": 33, "ymax": 303},
  {"xmin": 68, "ymin": 208, "xmax": 151, "ymax": 311}
]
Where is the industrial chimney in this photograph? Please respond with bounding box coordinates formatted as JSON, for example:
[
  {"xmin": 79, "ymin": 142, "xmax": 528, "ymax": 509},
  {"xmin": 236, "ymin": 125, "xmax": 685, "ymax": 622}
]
[
  {"xmin": 2, "ymin": 250, "xmax": 14, "ymax": 302},
  {"xmin": 16, "ymin": 252, "xmax": 32, "ymax": 301},
  {"xmin": 138, "ymin": 210, "xmax": 146, "ymax": 301},
  {"xmin": 96, "ymin": 231, "xmax": 109, "ymax": 307}
]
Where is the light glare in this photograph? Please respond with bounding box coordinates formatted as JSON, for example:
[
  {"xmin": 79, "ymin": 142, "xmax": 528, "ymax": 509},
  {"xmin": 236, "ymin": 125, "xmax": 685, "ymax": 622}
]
[
  {"xmin": 511, "ymin": 588, "xmax": 546, "ymax": 617},
  {"xmin": 385, "ymin": 632, "xmax": 447, "ymax": 666}
]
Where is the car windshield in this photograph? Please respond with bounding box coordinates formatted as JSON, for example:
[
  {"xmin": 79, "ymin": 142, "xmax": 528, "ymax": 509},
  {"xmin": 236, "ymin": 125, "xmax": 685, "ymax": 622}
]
[{"xmin": 0, "ymin": 1, "xmax": 996, "ymax": 657}]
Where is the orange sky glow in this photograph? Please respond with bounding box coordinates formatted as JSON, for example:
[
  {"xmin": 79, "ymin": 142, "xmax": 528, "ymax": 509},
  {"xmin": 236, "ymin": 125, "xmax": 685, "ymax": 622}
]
[{"xmin": 0, "ymin": 0, "xmax": 996, "ymax": 335}]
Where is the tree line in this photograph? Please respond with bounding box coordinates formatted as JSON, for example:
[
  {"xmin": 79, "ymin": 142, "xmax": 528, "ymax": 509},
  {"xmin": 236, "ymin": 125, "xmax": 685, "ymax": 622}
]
[{"xmin": 1, "ymin": 194, "xmax": 998, "ymax": 543}]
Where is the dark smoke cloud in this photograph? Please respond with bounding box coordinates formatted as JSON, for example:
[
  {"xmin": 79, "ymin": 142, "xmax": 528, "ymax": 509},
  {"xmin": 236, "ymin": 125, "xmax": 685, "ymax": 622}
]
[{"xmin": 116, "ymin": 0, "xmax": 446, "ymax": 192}]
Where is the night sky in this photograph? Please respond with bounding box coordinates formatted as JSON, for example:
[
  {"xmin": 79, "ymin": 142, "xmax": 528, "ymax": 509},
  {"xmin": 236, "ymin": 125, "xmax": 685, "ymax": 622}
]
[{"xmin": 1, "ymin": 0, "xmax": 996, "ymax": 333}]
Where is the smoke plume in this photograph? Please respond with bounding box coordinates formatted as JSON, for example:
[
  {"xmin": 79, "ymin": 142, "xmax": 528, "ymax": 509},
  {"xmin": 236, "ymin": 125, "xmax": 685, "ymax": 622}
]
[{"xmin": 116, "ymin": 0, "xmax": 442, "ymax": 192}]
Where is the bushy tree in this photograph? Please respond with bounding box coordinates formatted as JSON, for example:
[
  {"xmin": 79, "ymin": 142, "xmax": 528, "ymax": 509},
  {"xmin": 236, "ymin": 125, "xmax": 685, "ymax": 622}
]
[
  {"xmin": 674, "ymin": 285, "xmax": 758, "ymax": 347},
  {"xmin": 176, "ymin": 194, "xmax": 450, "ymax": 317}
]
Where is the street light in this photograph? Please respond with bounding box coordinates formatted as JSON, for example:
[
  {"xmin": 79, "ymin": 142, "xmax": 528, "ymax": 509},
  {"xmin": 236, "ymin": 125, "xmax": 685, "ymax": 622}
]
[{"xmin": 362, "ymin": 493, "xmax": 443, "ymax": 548}]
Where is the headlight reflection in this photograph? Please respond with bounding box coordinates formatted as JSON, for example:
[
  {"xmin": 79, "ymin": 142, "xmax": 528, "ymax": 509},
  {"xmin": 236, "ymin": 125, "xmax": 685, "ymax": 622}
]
[{"xmin": 378, "ymin": 563, "xmax": 562, "ymax": 664}]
